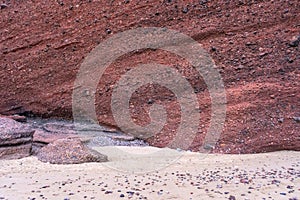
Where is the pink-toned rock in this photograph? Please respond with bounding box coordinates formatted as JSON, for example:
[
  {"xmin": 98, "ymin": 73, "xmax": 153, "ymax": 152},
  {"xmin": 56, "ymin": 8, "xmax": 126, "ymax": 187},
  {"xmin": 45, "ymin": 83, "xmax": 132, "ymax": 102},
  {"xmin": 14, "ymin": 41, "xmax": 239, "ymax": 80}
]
[
  {"xmin": 0, "ymin": 117, "xmax": 34, "ymax": 159},
  {"xmin": 0, "ymin": 144, "xmax": 32, "ymax": 160},
  {"xmin": 0, "ymin": 114, "xmax": 27, "ymax": 122},
  {"xmin": 36, "ymin": 138, "xmax": 108, "ymax": 164},
  {"xmin": 32, "ymin": 129, "xmax": 80, "ymax": 155},
  {"xmin": 33, "ymin": 129, "xmax": 79, "ymax": 144}
]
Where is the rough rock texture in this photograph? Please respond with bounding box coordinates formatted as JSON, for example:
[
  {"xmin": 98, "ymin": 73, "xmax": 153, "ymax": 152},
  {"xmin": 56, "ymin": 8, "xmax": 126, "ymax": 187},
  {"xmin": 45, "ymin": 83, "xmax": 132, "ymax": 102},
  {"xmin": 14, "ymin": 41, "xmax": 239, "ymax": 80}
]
[
  {"xmin": 36, "ymin": 138, "xmax": 108, "ymax": 164},
  {"xmin": 0, "ymin": 114, "xmax": 27, "ymax": 122},
  {"xmin": 0, "ymin": 117, "xmax": 34, "ymax": 159},
  {"xmin": 31, "ymin": 129, "xmax": 80, "ymax": 155},
  {"xmin": 33, "ymin": 129, "xmax": 79, "ymax": 144},
  {"xmin": 0, "ymin": 0, "xmax": 299, "ymax": 153}
]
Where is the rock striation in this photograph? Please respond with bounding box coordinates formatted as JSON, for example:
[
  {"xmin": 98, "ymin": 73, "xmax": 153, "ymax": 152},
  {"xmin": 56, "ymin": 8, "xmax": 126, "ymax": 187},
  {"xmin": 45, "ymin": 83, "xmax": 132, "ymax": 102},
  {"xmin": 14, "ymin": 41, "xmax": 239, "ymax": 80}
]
[{"xmin": 0, "ymin": 117, "xmax": 34, "ymax": 159}]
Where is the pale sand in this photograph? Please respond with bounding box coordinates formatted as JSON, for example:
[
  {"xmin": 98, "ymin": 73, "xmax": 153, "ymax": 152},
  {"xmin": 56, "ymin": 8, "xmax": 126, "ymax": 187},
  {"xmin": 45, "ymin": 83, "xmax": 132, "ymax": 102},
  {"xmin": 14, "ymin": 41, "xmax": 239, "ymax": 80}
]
[{"xmin": 0, "ymin": 147, "xmax": 299, "ymax": 200}]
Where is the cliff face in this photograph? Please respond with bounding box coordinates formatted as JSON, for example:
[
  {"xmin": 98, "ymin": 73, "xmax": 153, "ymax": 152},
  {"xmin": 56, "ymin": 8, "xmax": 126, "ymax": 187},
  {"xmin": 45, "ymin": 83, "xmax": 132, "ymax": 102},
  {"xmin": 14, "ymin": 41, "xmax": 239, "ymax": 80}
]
[{"xmin": 0, "ymin": 0, "xmax": 299, "ymax": 153}]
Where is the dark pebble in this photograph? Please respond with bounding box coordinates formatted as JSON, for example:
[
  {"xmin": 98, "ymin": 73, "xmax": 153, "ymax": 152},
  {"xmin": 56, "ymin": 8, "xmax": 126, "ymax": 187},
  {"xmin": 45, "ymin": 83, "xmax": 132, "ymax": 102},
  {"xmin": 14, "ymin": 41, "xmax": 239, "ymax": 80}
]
[
  {"xmin": 289, "ymin": 36, "xmax": 300, "ymax": 47},
  {"xmin": 0, "ymin": 3, "xmax": 7, "ymax": 9},
  {"xmin": 106, "ymin": 28, "xmax": 112, "ymax": 34},
  {"xmin": 147, "ymin": 99, "xmax": 154, "ymax": 104},
  {"xmin": 293, "ymin": 117, "xmax": 300, "ymax": 123},
  {"xmin": 229, "ymin": 195, "xmax": 236, "ymax": 200},
  {"xmin": 127, "ymin": 191, "xmax": 134, "ymax": 195},
  {"xmin": 287, "ymin": 57, "xmax": 294, "ymax": 63},
  {"xmin": 182, "ymin": 7, "xmax": 188, "ymax": 13},
  {"xmin": 287, "ymin": 185, "xmax": 294, "ymax": 189}
]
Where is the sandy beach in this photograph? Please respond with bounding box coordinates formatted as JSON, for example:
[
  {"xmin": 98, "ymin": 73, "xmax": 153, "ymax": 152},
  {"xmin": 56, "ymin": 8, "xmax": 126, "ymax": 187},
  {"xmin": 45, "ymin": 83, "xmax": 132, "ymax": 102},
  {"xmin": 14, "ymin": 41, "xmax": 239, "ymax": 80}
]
[{"xmin": 0, "ymin": 148, "xmax": 299, "ymax": 200}]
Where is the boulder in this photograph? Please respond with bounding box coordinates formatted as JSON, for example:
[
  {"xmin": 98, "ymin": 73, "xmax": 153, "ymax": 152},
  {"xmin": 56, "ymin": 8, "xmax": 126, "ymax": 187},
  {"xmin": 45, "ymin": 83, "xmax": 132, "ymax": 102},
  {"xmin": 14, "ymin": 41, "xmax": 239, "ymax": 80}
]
[
  {"xmin": 31, "ymin": 129, "xmax": 80, "ymax": 155},
  {"xmin": 33, "ymin": 129, "xmax": 79, "ymax": 144},
  {"xmin": 36, "ymin": 138, "xmax": 108, "ymax": 164},
  {"xmin": 0, "ymin": 117, "xmax": 34, "ymax": 159}
]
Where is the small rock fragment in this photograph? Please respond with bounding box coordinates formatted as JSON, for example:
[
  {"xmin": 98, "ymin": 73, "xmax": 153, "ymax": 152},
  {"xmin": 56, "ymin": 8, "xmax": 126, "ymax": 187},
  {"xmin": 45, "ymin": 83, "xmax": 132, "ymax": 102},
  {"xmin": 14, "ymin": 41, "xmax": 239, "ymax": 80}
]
[
  {"xmin": 106, "ymin": 28, "xmax": 112, "ymax": 34},
  {"xmin": 229, "ymin": 195, "xmax": 236, "ymax": 200},
  {"xmin": 182, "ymin": 6, "xmax": 188, "ymax": 13},
  {"xmin": 278, "ymin": 118, "xmax": 284, "ymax": 123},
  {"xmin": 0, "ymin": 3, "xmax": 7, "ymax": 9},
  {"xmin": 292, "ymin": 117, "xmax": 300, "ymax": 123},
  {"xmin": 289, "ymin": 36, "xmax": 300, "ymax": 47}
]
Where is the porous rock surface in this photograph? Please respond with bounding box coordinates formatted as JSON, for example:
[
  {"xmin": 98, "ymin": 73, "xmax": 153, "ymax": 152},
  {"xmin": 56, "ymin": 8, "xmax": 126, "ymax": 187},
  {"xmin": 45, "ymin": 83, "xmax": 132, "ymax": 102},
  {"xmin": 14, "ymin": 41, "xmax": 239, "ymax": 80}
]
[
  {"xmin": 0, "ymin": 0, "xmax": 299, "ymax": 153},
  {"xmin": 36, "ymin": 138, "xmax": 108, "ymax": 164}
]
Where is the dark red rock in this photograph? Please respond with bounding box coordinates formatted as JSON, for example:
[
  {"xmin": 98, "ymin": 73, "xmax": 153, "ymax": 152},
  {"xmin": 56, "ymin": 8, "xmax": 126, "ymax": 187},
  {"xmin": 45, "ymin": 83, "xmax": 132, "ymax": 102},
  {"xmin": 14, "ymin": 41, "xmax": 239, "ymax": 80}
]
[{"xmin": 0, "ymin": 1, "xmax": 299, "ymax": 154}]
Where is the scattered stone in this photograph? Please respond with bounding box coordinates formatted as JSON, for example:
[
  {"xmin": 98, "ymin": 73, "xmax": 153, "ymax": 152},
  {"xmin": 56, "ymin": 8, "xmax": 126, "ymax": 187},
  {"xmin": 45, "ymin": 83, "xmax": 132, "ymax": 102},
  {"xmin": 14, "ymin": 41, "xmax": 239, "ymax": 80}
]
[
  {"xmin": 292, "ymin": 117, "xmax": 300, "ymax": 123},
  {"xmin": 229, "ymin": 195, "xmax": 236, "ymax": 200},
  {"xmin": 0, "ymin": 117, "xmax": 34, "ymax": 159},
  {"xmin": 199, "ymin": 0, "xmax": 207, "ymax": 6},
  {"xmin": 289, "ymin": 35, "xmax": 300, "ymax": 47},
  {"xmin": 182, "ymin": 6, "xmax": 188, "ymax": 13},
  {"xmin": 286, "ymin": 57, "xmax": 294, "ymax": 63},
  {"xmin": 278, "ymin": 118, "xmax": 284, "ymax": 123},
  {"xmin": 0, "ymin": 3, "xmax": 7, "ymax": 9},
  {"xmin": 203, "ymin": 143, "xmax": 214, "ymax": 150},
  {"xmin": 240, "ymin": 178, "xmax": 250, "ymax": 184},
  {"xmin": 36, "ymin": 138, "xmax": 108, "ymax": 164},
  {"xmin": 147, "ymin": 99, "xmax": 154, "ymax": 104},
  {"xmin": 211, "ymin": 46, "xmax": 217, "ymax": 52}
]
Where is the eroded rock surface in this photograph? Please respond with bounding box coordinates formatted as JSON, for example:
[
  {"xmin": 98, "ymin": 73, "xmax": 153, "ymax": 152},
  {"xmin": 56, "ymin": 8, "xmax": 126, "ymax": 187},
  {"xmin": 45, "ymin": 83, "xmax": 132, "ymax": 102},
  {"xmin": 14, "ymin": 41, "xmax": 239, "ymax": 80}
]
[
  {"xmin": 31, "ymin": 129, "xmax": 80, "ymax": 155},
  {"xmin": 0, "ymin": 117, "xmax": 34, "ymax": 159},
  {"xmin": 0, "ymin": 0, "xmax": 299, "ymax": 154},
  {"xmin": 36, "ymin": 138, "xmax": 108, "ymax": 164}
]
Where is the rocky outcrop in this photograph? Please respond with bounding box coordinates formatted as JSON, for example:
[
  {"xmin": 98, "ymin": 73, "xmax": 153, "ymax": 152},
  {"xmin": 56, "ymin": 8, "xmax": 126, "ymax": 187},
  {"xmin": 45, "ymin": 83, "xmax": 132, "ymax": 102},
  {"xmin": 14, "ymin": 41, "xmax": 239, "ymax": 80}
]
[
  {"xmin": 0, "ymin": 1, "xmax": 299, "ymax": 153},
  {"xmin": 0, "ymin": 117, "xmax": 34, "ymax": 159},
  {"xmin": 31, "ymin": 129, "xmax": 80, "ymax": 155},
  {"xmin": 0, "ymin": 117, "xmax": 109, "ymax": 163},
  {"xmin": 36, "ymin": 138, "xmax": 108, "ymax": 164},
  {"xmin": 0, "ymin": 114, "xmax": 27, "ymax": 122}
]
